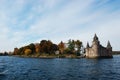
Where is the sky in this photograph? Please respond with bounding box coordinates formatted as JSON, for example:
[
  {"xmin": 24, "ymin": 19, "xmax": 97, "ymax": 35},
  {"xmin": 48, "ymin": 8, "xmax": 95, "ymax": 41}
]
[{"xmin": 0, "ymin": 0, "xmax": 120, "ymax": 52}]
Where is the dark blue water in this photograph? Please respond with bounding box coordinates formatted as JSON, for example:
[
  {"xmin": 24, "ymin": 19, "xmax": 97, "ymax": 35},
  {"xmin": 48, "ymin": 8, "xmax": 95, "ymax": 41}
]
[{"xmin": 0, "ymin": 55, "xmax": 120, "ymax": 80}]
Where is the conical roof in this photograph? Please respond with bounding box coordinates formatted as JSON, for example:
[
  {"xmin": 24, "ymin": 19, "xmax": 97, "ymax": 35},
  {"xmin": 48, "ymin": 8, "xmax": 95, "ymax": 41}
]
[
  {"xmin": 93, "ymin": 34, "xmax": 98, "ymax": 41},
  {"xmin": 107, "ymin": 41, "xmax": 111, "ymax": 48},
  {"xmin": 86, "ymin": 42, "xmax": 90, "ymax": 48}
]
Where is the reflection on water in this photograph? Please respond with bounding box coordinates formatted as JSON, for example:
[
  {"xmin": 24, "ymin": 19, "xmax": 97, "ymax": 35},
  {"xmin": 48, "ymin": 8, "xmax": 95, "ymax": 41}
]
[{"xmin": 0, "ymin": 55, "xmax": 120, "ymax": 80}]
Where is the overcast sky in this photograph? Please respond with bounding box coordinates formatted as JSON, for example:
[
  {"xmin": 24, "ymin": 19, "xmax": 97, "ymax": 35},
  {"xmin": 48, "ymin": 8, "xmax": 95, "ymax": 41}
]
[{"xmin": 0, "ymin": 0, "xmax": 120, "ymax": 52}]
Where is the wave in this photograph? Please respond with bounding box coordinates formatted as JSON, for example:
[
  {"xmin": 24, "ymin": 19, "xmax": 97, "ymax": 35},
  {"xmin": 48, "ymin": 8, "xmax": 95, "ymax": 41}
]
[{"xmin": 0, "ymin": 70, "xmax": 8, "ymax": 75}]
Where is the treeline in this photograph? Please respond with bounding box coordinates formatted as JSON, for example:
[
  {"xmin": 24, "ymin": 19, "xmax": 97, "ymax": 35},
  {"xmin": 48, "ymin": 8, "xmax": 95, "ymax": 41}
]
[
  {"xmin": 13, "ymin": 39, "xmax": 83, "ymax": 56},
  {"xmin": 0, "ymin": 52, "xmax": 8, "ymax": 56},
  {"xmin": 112, "ymin": 51, "xmax": 120, "ymax": 55}
]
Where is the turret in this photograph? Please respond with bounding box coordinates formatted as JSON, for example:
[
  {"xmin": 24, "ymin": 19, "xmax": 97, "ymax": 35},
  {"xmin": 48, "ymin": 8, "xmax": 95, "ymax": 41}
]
[
  {"xmin": 93, "ymin": 33, "xmax": 98, "ymax": 41},
  {"xmin": 86, "ymin": 42, "xmax": 90, "ymax": 48},
  {"xmin": 92, "ymin": 34, "xmax": 100, "ymax": 57},
  {"xmin": 107, "ymin": 41, "xmax": 112, "ymax": 50},
  {"xmin": 92, "ymin": 34, "xmax": 100, "ymax": 46},
  {"xmin": 107, "ymin": 41, "xmax": 112, "ymax": 57},
  {"xmin": 85, "ymin": 42, "xmax": 90, "ymax": 57}
]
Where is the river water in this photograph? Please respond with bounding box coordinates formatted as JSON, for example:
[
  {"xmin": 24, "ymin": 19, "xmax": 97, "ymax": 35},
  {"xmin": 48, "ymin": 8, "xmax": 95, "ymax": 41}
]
[{"xmin": 0, "ymin": 55, "xmax": 120, "ymax": 80}]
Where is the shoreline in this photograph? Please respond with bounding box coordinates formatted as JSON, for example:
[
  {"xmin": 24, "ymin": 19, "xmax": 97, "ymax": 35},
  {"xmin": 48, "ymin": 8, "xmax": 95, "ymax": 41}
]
[
  {"xmin": 10, "ymin": 54, "xmax": 84, "ymax": 59},
  {"xmin": 1, "ymin": 54, "xmax": 119, "ymax": 59}
]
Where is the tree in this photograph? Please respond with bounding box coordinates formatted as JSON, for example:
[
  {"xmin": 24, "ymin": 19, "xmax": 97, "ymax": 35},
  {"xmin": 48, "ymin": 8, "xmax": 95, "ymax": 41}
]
[
  {"xmin": 18, "ymin": 47, "xmax": 24, "ymax": 55},
  {"xmin": 13, "ymin": 48, "xmax": 19, "ymax": 55},
  {"xmin": 75, "ymin": 40, "xmax": 82, "ymax": 56},
  {"xmin": 47, "ymin": 40, "xmax": 53, "ymax": 54},
  {"xmin": 4, "ymin": 52, "xmax": 8, "ymax": 55},
  {"xmin": 24, "ymin": 49, "xmax": 32, "ymax": 55},
  {"xmin": 35, "ymin": 43, "xmax": 40, "ymax": 54},
  {"xmin": 67, "ymin": 39, "xmax": 75, "ymax": 54},
  {"xmin": 50, "ymin": 44, "xmax": 59, "ymax": 54},
  {"xmin": 39, "ymin": 40, "xmax": 49, "ymax": 53},
  {"xmin": 29, "ymin": 43, "xmax": 35, "ymax": 54},
  {"xmin": 58, "ymin": 41, "xmax": 65, "ymax": 54},
  {"xmin": 39, "ymin": 40, "xmax": 54, "ymax": 54}
]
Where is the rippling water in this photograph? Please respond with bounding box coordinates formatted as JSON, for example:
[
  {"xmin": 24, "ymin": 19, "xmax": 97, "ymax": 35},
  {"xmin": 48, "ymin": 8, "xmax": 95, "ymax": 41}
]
[{"xmin": 0, "ymin": 55, "xmax": 120, "ymax": 80}]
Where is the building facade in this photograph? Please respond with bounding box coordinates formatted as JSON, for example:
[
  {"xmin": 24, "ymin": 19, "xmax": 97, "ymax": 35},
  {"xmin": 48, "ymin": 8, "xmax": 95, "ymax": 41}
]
[{"xmin": 85, "ymin": 34, "xmax": 113, "ymax": 58}]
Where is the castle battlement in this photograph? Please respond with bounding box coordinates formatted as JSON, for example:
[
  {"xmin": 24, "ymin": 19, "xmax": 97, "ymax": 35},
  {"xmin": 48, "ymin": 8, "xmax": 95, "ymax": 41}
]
[{"xmin": 85, "ymin": 34, "xmax": 113, "ymax": 58}]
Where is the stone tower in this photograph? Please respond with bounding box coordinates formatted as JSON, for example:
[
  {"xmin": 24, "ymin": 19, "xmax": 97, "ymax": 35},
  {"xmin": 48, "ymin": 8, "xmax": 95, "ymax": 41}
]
[
  {"xmin": 107, "ymin": 41, "xmax": 112, "ymax": 50},
  {"xmin": 106, "ymin": 41, "xmax": 112, "ymax": 56},
  {"xmin": 92, "ymin": 34, "xmax": 100, "ymax": 57},
  {"xmin": 85, "ymin": 34, "xmax": 113, "ymax": 58}
]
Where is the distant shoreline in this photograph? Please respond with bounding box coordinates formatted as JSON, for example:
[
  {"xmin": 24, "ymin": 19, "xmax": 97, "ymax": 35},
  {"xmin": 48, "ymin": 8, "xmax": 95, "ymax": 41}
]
[{"xmin": 112, "ymin": 51, "xmax": 120, "ymax": 55}]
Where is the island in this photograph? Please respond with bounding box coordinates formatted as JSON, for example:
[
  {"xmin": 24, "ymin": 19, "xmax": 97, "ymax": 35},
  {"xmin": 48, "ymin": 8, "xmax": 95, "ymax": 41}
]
[
  {"xmin": 1, "ymin": 34, "xmax": 118, "ymax": 58},
  {"xmin": 12, "ymin": 39, "xmax": 84, "ymax": 58}
]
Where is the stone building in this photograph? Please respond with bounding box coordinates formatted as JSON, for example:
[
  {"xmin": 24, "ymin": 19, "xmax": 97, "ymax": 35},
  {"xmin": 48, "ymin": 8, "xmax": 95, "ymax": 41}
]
[{"xmin": 85, "ymin": 34, "xmax": 113, "ymax": 58}]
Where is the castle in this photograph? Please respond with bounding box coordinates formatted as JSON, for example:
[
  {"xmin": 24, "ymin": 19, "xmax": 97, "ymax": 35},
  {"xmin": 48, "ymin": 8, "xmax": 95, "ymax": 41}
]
[{"xmin": 85, "ymin": 34, "xmax": 113, "ymax": 58}]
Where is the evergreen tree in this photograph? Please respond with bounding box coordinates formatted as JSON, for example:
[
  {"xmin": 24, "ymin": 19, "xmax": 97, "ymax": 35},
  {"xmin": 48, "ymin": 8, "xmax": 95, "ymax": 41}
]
[{"xmin": 68, "ymin": 39, "xmax": 75, "ymax": 54}]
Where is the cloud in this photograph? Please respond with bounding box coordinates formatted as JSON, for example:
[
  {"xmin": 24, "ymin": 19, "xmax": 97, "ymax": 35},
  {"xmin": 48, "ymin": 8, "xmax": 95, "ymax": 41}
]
[{"xmin": 0, "ymin": 0, "xmax": 120, "ymax": 52}]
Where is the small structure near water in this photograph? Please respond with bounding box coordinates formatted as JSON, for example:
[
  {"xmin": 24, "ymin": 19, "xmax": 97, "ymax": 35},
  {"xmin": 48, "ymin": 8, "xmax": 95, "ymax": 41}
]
[{"xmin": 85, "ymin": 34, "xmax": 113, "ymax": 58}]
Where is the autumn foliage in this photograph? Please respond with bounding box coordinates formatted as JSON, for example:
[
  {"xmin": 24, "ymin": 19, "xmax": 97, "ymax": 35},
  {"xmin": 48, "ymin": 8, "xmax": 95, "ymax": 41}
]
[
  {"xmin": 24, "ymin": 49, "xmax": 32, "ymax": 55},
  {"xmin": 13, "ymin": 39, "xmax": 83, "ymax": 56}
]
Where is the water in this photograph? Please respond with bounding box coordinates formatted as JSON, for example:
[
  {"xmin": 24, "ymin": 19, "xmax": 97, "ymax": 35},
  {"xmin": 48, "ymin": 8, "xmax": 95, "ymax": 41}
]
[{"xmin": 0, "ymin": 55, "xmax": 120, "ymax": 80}]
